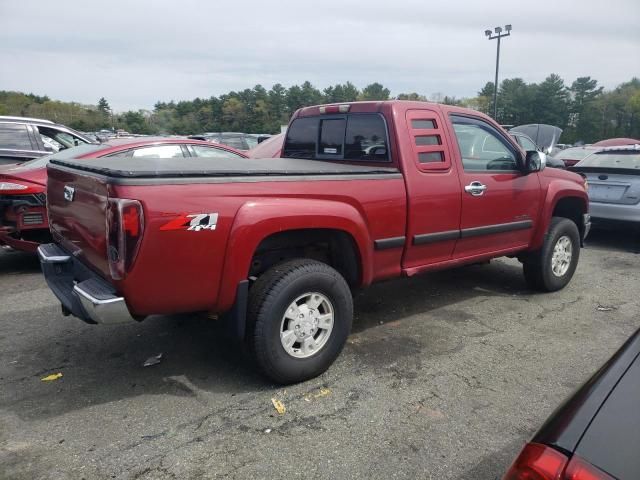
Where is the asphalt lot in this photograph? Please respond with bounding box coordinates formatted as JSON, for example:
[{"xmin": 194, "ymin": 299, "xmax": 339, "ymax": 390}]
[{"xmin": 1, "ymin": 228, "xmax": 639, "ymax": 480}]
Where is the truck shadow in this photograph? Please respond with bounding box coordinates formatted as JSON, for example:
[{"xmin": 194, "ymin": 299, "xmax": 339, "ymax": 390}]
[
  {"xmin": 2, "ymin": 259, "xmax": 527, "ymax": 422},
  {"xmin": 352, "ymin": 259, "xmax": 527, "ymax": 333},
  {"xmin": 585, "ymin": 226, "xmax": 640, "ymax": 254},
  {"xmin": 0, "ymin": 249, "xmax": 40, "ymax": 274}
]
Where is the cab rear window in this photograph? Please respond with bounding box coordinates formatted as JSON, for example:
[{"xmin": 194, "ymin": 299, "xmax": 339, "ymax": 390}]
[{"xmin": 283, "ymin": 114, "xmax": 389, "ymax": 162}]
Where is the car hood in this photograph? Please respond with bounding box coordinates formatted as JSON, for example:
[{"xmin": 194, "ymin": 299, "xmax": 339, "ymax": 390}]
[
  {"xmin": 511, "ymin": 124, "xmax": 563, "ymax": 151},
  {"xmin": 540, "ymin": 162, "xmax": 584, "ymax": 185},
  {"xmin": 0, "ymin": 163, "xmax": 47, "ymax": 186}
]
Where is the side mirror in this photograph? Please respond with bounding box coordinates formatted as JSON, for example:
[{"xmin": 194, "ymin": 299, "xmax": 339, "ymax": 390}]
[{"xmin": 525, "ymin": 151, "xmax": 546, "ymax": 173}]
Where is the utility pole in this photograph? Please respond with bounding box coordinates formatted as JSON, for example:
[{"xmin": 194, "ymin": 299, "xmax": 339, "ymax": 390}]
[{"xmin": 484, "ymin": 24, "xmax": 512, "ymax": 121}]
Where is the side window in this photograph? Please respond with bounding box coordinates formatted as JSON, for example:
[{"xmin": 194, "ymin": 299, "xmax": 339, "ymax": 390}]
[
  {"xmin": 190, "ymin": 145, "xmax": 243, "ymax": 158},
  {"xmin": 451, "ymin": 117, "xmax": 518, "ymax": 171},
  {"xmin": 37, "ymin": 127, "xmax": 87, "ymax": 150},
  {"xmin": 0, "ymin": 124, "xmax": 33, "ymax": 150},
  {"xmin": 283, "ymin": 114, "xmax": 389, "ymax": 162},
  {"xmin": 131, "ymin": 145, "xmax": 184, "ymax": 158}
]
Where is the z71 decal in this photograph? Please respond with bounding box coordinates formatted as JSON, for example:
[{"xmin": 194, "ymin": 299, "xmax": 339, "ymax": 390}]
[{"xmin": 160, "ymin": 213, "xmax": 219, "ymax": 232}]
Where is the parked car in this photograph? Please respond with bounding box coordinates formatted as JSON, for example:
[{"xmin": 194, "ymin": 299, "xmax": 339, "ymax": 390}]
[
  {"xmin": 0, "ymin": 137, "xmax": 246, "ymax": 253},
  {"xmin": 38, "ymin": 101, "xmax": 589, "ymax": 383},
  {"xmin": 247, "ymin": 132, "xmax": 284, "ymax": 158},
  {"xmin": 592, "ymin": 137, "xmax": 640, "ymax": 147},
  {"xmin": 551, "ymin": 146, "xmax": 599, "ymax": 167},
  {"xmin": 510, "ymin": 132, "xmax": 565, "ymax": 169},
  {"xmin": 189, "ymin": 132, "xmax": 257, "ymax": 150},
  {"xmin": 569, "ymin": 145, "xmax": 640, "ymax": 226},
  {"xmin": 0, "ymin": 116, "xmax": 94, "ymax": 165},
  {"xmin": 503, "ymin": 328, "xmax": 640, "ymax": 480},
  {"xmin": 510, "ymin": 124, "xmax": 563, "ymax": 154}
]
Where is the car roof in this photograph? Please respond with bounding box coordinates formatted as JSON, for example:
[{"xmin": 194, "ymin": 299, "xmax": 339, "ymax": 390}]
[{"xmin": 0, "ymin": 115, "xmax": 55, "ymax": 125}]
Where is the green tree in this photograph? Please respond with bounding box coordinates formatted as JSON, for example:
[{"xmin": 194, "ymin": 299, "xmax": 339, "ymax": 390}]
[
  {"xmin": 97, "ymin": 97, "xmax": 110, "ymax": 116},
  {"xmin": 498, "ymin": 78, "xmax": 536, "ymax": 125},
  {"xmin": 533, "ymin": 74, "xmax": 569, "ymax": 127},
  {"xmin": 121, "ymin": 110, "xmax": 149, "ymax": 134},
  {"xmin": 359, "ymin": 83, "xmax": 390, "ymax": 101},
  {"xmin": 221, "ymin": 97, "xmax": 247, "ymax": 131},
  {"xmin": 567, "ymin": 76, "xmax": 603, "ymax": 143},
  {"xmin": 396, "ymin": 92, "xmax": 427, "ymax": 101}
]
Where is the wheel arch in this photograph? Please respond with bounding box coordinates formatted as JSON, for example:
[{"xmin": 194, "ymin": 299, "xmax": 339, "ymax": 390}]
[
  {"xmin": 531, "ymin": 188, "xmax": 588, "ymax": 250},
  {"xmin": 215, "ymin": 199, "xmax": 372, "ymax": 313}
]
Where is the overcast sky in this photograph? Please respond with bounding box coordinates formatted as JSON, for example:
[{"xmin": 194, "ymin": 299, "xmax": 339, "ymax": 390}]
[{"xmin": 1, "ymin": 0, "xmax": 638, "ymax": 112}]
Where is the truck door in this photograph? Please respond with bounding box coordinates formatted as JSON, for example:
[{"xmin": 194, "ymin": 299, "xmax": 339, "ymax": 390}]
[
  {"xmin": 402, "ymin": 108, "xmax": 462, "ymax": 270},
  {"xmin": 447, "ymin": 114, "xmax": 541, "ymax": 259}
]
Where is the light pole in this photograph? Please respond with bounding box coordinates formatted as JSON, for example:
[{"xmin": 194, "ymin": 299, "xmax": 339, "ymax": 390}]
[{"xmin": 484, "ymin": 24, "xmax": 512, "ymax": 120}]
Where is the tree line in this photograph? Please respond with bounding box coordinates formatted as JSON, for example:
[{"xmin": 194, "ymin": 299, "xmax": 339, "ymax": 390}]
[{"xmin": 1, "ymin": 75, "xmax": 638, "ymax": 144}]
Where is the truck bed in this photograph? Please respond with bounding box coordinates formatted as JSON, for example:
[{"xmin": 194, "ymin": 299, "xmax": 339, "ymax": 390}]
[{"xmin": 50, "ymin": 157, "xmax": 399, "ymax": 181}]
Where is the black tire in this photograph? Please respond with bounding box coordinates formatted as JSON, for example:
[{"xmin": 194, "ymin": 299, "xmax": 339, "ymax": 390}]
[
  {"xmin": 523, "ymin": 217, "xmax": 580, "ymax": 292},
  {"xmin": 247, "ymin": 259, "xmax": 353, "ymax": 384}
]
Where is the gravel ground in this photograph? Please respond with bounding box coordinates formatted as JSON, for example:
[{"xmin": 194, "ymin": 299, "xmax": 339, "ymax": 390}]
[{"xmin": 1, "ymin": 228, "xmax": 638, "ymax": 480}]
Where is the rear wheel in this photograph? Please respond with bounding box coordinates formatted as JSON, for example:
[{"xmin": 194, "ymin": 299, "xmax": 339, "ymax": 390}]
[
  {"xmin": 523, "ymin": 217, "xmax": 580, "ymax": 292},
  {"xmin": 247, "ymin": 259, "xmax": 353, "ymax": 384}
]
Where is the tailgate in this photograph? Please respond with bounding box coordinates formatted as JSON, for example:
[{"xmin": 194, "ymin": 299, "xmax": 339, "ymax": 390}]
[
  {"xmin": 585, "ymin": 172, "xmax": 640, "ymax": 205},
  {"xmin": 47, "ymin": 164, "xmax": 111, "ymax": 278}
]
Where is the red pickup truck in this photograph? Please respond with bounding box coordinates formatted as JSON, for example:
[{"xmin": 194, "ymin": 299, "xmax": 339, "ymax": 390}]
[{"xmin": 39, "ymin": 101, "xmax": 590, "ymax": 383}]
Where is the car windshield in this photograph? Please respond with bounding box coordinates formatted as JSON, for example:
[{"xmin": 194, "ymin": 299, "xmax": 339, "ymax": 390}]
[
  {"xmin": 578, "ymin": 150, "xmax": 640, "ymax": 169},
  {"xmin": 19, "ymin": 144, "xmax": 108, "ymax": 168}
]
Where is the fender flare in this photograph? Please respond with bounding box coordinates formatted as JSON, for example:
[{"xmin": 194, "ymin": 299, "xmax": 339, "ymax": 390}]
[
  {"xmin": 530, "ymin": 182, "xmax": 588, "ymax": 250},
  {"xmin": 215, "ymin": 198, "xmax": 373, "ymax": 312}
]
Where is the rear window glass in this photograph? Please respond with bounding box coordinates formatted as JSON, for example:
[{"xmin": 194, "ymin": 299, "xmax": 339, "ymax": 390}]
[
  {"xmin": 319, "ymin": 119, "xmax": 346, "ymax": 155},
  {"xmin": 579, "ymin": 151, "xmax": 640, "ymax": 169},
  {"xmin": 554, "ymin": 147, "xmax": 597, "ymax": 160},
  {"xmin": 19, "ymin": 144, "xmax": 109, "ymax": 168},
  {"xmin": 0, "ymin": 123, "xmax": 32, "ymax": 150},
  {"xmin": 284, "ymin": 114, "xmax": 389, "ymax": 162}
]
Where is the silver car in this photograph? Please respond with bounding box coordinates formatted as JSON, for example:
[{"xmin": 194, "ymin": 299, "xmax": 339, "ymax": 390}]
[{"xmin": 570, "ymin": 145, "xmax": 640, "ymax": 224}]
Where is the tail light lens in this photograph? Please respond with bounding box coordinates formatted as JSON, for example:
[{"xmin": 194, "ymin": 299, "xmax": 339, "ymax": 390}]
[
  {"xmin": 564, "ymin": 456, "xmax": 614, "ymax": 480},
  {"xmin": 106, "ymin": 198, "xmax": 144, "ymax": 280},
  {"xmin": 0, "ymin": 181, "xmax": 41, "ymax": 195},
  {"xmin": 504, "ymin": 443, "xmax": 567, "ymax": 480},
  {"xmin": 504, "ymin": 443, "xmax": 615, "ymax": 480}
]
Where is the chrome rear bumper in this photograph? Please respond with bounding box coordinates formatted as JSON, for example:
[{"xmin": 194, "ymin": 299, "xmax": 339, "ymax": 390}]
[{"xmin": 38, "ymin": 243, "xmax": 138, "ymax": 325}]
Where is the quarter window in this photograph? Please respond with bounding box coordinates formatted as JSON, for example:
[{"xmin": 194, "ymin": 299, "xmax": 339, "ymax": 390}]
[{"xmin": 452, "ymin": 117, "xmax": 518, "ymax": 171}]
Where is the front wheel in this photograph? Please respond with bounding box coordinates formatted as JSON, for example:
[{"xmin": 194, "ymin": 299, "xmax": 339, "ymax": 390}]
[
  {"xmin": 523, "ymin": 217, "xmax": 580, "ymax": 292},
  {"xmin": 247, "ymin": 259, "xmax": 353, "ymax": 384}
]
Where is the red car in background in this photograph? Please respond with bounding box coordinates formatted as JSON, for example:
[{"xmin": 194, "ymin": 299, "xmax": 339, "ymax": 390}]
[
  {"xmin": 0, "ymin": 137, "xmax": 246, "ymax": 253},
  {"xmin": 246, "ymin": 132, "xmax": 284, "ymax": 158}
]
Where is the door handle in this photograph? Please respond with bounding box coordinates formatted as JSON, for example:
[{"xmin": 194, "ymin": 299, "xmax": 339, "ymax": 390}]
[{"xmin": 464, "ymin": 181, "xmax": 487, "ymax": 196}]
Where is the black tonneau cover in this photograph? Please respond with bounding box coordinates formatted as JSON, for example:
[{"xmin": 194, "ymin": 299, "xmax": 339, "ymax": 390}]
[{"xmin": 50, "ymin": 156, "xmax": 399, "ymax": 178}]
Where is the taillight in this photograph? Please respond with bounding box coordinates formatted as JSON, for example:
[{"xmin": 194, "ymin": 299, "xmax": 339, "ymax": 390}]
[
  {"xmin": 503, "ymin": 443, "xmax": 567, "ymax": 480},
  {"xmin": 0, "ymin": 181, "xmax": 41, "ymax": 195},
  {"xmin": 504, "ymin": 443, "xmax": 615, "ymax": 480},
  {"xmin": 563, "ymin": 456, "xmax": 614, "ymax": 480},
  {"xmin": 106, "ymin": 198, "xmax": 144, "ymax": 280}
]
